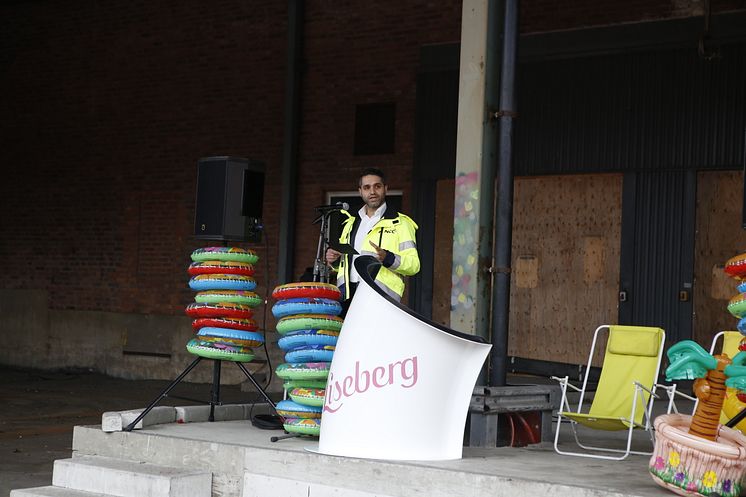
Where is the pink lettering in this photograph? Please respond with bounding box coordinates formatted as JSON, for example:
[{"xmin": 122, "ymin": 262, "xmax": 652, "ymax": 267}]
[{"xmin": 323, "ymin": 355, "xmax": 420, "ymax": 414}]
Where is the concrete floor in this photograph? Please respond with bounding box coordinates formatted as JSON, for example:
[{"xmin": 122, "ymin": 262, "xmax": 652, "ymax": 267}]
[
  {"xmin": 1, "ymin": 365, "xmax": 695, "ymax": 497},
  {"xmin": 0, "ymin": 365, "xmax": 265, "ymax": 497}
]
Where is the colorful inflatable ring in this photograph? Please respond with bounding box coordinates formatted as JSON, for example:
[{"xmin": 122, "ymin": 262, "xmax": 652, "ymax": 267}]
[
  {"xmin": 188, "ymin": 260, "xmax": 255, "ymax": 277},
  {"xmin": 739, "ymin": 281, "xmax": 746, "ymax": 294},
  {"xmin": 272, "ymin": 297, "xmax": 342, "ymax": 318},
  {"xmin": 277, "ymin": 329, "xmax": 339, "ymax": 351},
  {"xmin": 283, "ymin": 379, "xmax": 328, "ymax": 391},
  {"xmin": 195, "ymin": 290, "xmax": 262, "ymax": 307},
  {"xmin": 191, "ymin": 247, "xmax": 259, "ymax": 264},
  {"xmin": 272, "ymin": 282, "xmax": 341, "ymax": 301},
  {"xmin": 185, "ymin": 302, "xmax": 253, "ymax": 319},
  {"xmin": 728, "ymin": 293, "xmax": 746, "ymax": 318},
  {"xmin": 197, "ymin": 327, "xmax": 265, "ymax": 347},
  {"xmin": 186, "ymin": 338, "xmax": 254, "ymax": 362},
  {"xmin": 275, "ymin": 399, "xmax": 322, "ymax": 419},
  {"xmin": 738, "ymin": 318, "xmax": 746, "ymax": 335},
  {"xmin": 194, "ymin": 334, "xmax": 262, "ymax": 349},
  {"xmin": 725, "ymin": 253, "xmax": 746, "ymax": 279},
  {"xmin": 285, "ymin": 345, "xmax": 335, "ymax": 363},
  {"xmin": 276, "ymin": 314, "xmax": 344, "ymax": 335},
  {"xmin": 289, "ymin": 387, "xmax": 325, "ymax": 408},
  {"xmin": 275, "ymin": 362, "xmax": 331, "ymax": 380},
  {"xmin": 192, "ymin": 317, "xmax": 257, "ymax": 332},
  {"xmin": 189, "ymin": 274, "xmax": 257, "ymax": 291},
  {"xmin": 283, "ymin": 417, "xmax": 321, "ymax": 436}
]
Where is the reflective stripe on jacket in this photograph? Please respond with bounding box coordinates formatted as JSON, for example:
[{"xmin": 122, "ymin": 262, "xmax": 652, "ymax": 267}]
[{"xmin": 335, "ymin": 208, "xmax": 419, "ymax": 301}]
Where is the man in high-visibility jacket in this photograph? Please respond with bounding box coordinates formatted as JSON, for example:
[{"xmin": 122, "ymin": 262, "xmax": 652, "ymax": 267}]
[{"xmin": 326, "ymin": 168, "xmax": 420, "ymax": 306}]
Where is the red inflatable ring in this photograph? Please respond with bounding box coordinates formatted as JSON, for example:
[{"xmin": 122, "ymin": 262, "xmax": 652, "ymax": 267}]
[
  {"xmin": 725, "ymin": 252, "xmax": 746, "ymax": 279},
  {"xmin": 192, "ymin": 317, "xmax": 258, "ymax": 332},
  {"xmin": 185, "ymin": 302, "xmax": 253, "ymax": 319},
  {"xmin": 188, "ymin": 260, "xmax": 255, "ymax": 277},
  {"xmin": 272, "ymin": 282, "xmax": 342, "ymax": 301}
]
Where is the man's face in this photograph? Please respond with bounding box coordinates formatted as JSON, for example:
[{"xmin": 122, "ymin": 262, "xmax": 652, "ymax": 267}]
[{"xmin": 359, "ymin": 174, "xmax": 387, "ymax": 210}]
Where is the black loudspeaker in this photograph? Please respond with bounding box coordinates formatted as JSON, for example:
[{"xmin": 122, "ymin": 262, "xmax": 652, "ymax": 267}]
[{"xmin": 194, "ymin": 156, "xmax": 265, "ymax": 242}]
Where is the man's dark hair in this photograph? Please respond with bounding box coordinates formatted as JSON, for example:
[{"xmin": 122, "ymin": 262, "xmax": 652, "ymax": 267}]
[{"xmin": 359, "ymin": 167, "xmax": 386, "ymax": 186}]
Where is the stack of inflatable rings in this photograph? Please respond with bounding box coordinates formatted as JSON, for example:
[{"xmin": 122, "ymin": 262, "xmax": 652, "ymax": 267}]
[
  {"xmin": 185, "ymin": 247, "xmax": 264, "ymax": 362},
  {"xmin": 271, "ymin": 282, "xmax": 343, "ymax": 436},
  {"xmin": 724, "ymin": 252, "xmax": 746, "ymax": 335}
]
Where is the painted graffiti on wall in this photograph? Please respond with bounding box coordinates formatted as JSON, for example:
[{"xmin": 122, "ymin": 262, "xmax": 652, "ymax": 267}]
[{"xmin": 451, "ymin": 171, "xmax": 479, "ymax": 313}]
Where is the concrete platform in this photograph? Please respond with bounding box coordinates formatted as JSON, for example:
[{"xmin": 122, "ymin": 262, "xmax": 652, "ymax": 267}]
[{"xmin": 68, "ymin": 418, "xmax": 676, "ymax": 497}]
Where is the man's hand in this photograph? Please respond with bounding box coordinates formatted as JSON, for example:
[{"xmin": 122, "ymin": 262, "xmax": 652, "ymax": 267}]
[
  {"xmin": 326, "ymin": 248, "xmax": 342, "ymax": 265},
  {"xmin": 368, "ymin": 241, "xmax": 387, "ymax": 262}
]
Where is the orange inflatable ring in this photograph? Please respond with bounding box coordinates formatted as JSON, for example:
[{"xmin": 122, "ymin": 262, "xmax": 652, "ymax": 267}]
[
  {"xmin": 725, "ymin": 253, "xmax": 746, "ymax": 279},
  {"xmin": 272, "ymin": 282, "xmax": 342, "ymax": 301},
  {"xmin": 185, "ymin": 302, "xmax": 253, "ymax": 319}
]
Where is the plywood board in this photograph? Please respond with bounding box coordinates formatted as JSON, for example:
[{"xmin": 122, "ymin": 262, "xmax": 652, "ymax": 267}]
[
  {"xmin": 509, "ymin": 174, "xmax": 623, "ymax": 366},
  {"xmin": 693, "ymin": 171, "xmax": 746, "ymax": 347}
]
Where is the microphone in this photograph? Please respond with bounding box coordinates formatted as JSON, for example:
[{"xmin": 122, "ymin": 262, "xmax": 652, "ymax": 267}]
[{"xmin": 315, "ymin": 202, "xmax": 349, "ymax": 212}]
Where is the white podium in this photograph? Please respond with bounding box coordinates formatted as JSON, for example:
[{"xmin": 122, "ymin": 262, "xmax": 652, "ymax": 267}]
[{"xmin": 317, "ymin": 256, "xmax": 491, "ymax": 461}]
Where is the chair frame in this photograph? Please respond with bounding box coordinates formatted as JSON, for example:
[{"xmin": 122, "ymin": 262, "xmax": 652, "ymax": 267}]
[{"xmin": 552, "ymin": 325, "xmax": 667, "ymax": 460}]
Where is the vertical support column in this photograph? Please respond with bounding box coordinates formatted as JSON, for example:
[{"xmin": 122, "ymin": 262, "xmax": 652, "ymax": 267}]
[{"xmin": 450, "ymin": 0, "xmax": 499, "ymax": 340}]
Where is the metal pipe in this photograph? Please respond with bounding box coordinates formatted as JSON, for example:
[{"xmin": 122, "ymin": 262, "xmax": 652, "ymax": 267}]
[
  {"xmin": 277, "ymin": 0, "xmax": 304, "ymax": 284},
  {"xmin": 489, "ymin": 0, "xmax": 518, "ymax": 387}
]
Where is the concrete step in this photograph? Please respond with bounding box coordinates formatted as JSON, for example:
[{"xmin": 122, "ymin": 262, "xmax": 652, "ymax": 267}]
[
  {"xmin": 52, "ymin": 455, "xmax": 211, "ymax": 497},
  {"xmin": 11, "ymin": 486, "xmax": 113, "ymax": 497}
]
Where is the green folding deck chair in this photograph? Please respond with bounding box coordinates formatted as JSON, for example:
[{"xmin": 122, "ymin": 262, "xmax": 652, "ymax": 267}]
[{"xmin": 552, "ymin": 325, "xmax": 666, "ymax": 460}]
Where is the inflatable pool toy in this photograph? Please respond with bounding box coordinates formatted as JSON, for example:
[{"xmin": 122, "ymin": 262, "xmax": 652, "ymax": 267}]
[
  {"xmin": 272, "ymin": 282, "xmax": 341, "ymax": 301},
  {"xmin": 276, "ymin": 314, "xmax": 344, "ymax": 334},
  {"xmin": 285, "ymin": 345, "xmax": 335, "ymax": 363},
  {"xmin": 272, "ymin": 297, "xmax": 342, "ymax": 318},
  {"xmin": 283, "ymin": 417, "xmax": 321, "ymax": 436},
  {"xmin": 275, "ymin": 399, "xmax": 322, "ymax": 419},
  {"xmin": 738, "ymin": 281, "xmax": 746, "ymax": 294},
  {"xmin": 185, "ymin": 302, "xmax": 253, "ymax": 319},
  {"xmin": 276, "ymin": 362, "xmax": 331, "ymax": 380},
  {"xmin": 191, "ymin": 247, "xmax": 259, "ymax": 264},
  {"xmin": 728, "ymin": 293, "xmax": 746, "ymax": 318},
  {"xmin": 186, "ymin": 338, "xmax": 254, "ymax": 362},
  {"xmin": 277, "ymin": 329, "xmax": 339, "ymax": 351},
  {"xmin": 197, "ymin": 327, "xmax": 265, "ymax": 347},
  {"xmin": 188, "ymin": 260, "xmax": 255, "ymax": 277},
  {"xmin": 283, "ymin": 379, "xmax": 328, "ymax": 390},
  {"xmin": 289, "ymin": 387, "xmax": 325, "ymax": 407},
  {"xmin": 189, "ymin": 274, "xmax": 257, "ymax": 291},
  {"xmin": 195, "ymin": 334, "xmax": 262, "ymax": 349},
  {"xmin": 192, "ymin": 317, "xmax": 257, "ymax": 332},
  {"xmin": 195, "ymin": 290, "xmax": 262, "ymax": 307},
  {"xmin": 725, "ymin": 253, "xmax": 746, "ymax": 279}
]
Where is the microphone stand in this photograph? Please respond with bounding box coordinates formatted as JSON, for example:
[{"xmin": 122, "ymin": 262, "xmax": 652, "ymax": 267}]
[{"xmin": 313, "ymin": 210, "xmax": 332, "ymax": 283}]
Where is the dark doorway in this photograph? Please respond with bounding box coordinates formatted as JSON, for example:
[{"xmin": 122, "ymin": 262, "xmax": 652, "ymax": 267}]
[{"xmin": 618, "ymin": 170, "xmax": 696, "ymax": 346}]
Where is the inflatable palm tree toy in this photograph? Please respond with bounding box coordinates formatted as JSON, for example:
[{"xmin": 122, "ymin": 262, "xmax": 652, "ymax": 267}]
[{"xmin": 649, "ymin": 340, "xmax": 746, "ymax": 497}]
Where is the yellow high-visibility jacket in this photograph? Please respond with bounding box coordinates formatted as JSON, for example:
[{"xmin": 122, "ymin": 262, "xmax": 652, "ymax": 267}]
[{"xmin": 335, "ymin": 208, "xmax": 420, "ymax": 301}]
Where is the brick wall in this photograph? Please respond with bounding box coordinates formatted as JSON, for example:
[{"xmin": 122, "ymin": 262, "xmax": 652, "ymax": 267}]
[{"xmin": 1, "ymin": 0, "xmax": 739, "ymax": 319}]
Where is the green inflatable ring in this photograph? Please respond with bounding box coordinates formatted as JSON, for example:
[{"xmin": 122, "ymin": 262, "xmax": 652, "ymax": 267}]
[
  {"xmin": 195, "ymin": 290, "xmax": 262, "ymax": 307},
  {"xmin": 283, "ymin": 379, "xmax": 328, "ymax": 391},
  {"xmin": 276, "ymin": 314, "xmax": 344, "ymax": 335},
  {"xmin": 186, "ymin": 338, "xmax": 255, "ymax": 362},
  {"xmin": 289, "ymin": 387, "xmax": 325, "ymax": 407},
  {"xmin": 191, "ymin": 247, "xmax": 259, "ymax": 264},
  {"xmin": 283, "ymin": 417, "xmax": 321, "ymax": 436},
  {"xmin": 276, "ymin": 362, "xmax": 330, "ymax": 380},
  {"xmin": 729, "ymin": 293, "xmax": 746, "ymax": 318}
]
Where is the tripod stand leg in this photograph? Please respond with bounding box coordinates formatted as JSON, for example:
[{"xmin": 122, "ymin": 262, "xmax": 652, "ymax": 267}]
[
  {"xmin": 210, "ymin": 360, "xmax": 222, "ymax": 422},
  {"xmin": 124, "ymin": 357, "xmax": 203, "ymax": 432},
  {"xmin": 234, "ymin": 362, "xmax": 278, "ymax": 411},
  {"xmin": 271, "ymin": 433, "xmax": 301, "ymax": 442}
]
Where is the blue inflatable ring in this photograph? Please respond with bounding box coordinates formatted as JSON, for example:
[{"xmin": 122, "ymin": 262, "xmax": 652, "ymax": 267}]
[
  {"xmin": 275, "ymin": 399, "xmax": 322, "ymax": 419},
  {"xmin": 197, "ymin": 327, "xmax": 265, "ymax": 346},
  {"xmin": 272, "ymin": 297, "xmax": 342, "ymax": 318},
  {"xmin": 277, "ymin": 329, "xmax": 339, "ymax": 351},
  {"xmin": 285, "ymin": 345, "xmax": 335, "ymax": 363},
  {"xmin": 189, "ymin": 274, "xmax": 257, "ymax": 291}
]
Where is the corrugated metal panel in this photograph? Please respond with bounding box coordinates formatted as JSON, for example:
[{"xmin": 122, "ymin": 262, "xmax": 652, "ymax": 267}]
[
  {"xmin": 516, "ymin": 43, "xmax": 746, "ymax": 175},
  {"xmin": 618, "ymin": 171, "xmax": 696, "ymax": 344}
]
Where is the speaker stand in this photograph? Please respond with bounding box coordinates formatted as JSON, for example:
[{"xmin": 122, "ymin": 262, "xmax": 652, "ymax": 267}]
[{"xmin": 122, "ymin": 357, "xmax": 280, "ymax": 432}]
